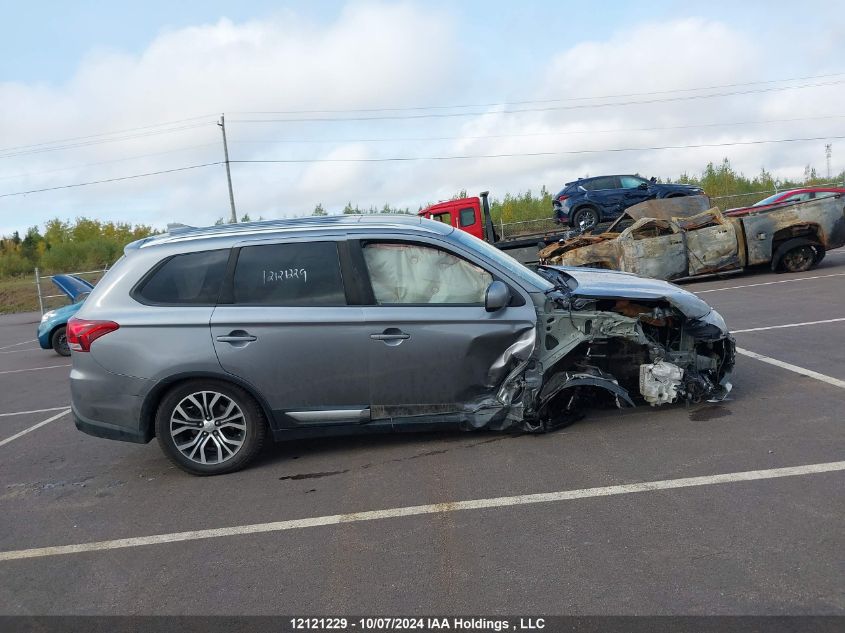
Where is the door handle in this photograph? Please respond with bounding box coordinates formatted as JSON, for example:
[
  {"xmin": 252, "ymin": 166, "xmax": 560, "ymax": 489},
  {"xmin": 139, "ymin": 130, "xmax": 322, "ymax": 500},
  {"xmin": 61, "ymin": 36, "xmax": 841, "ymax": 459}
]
[
  {"xmin": 216, "ymin": 331, "xmax": 257, "ymax": 343},
  {"xmin": 370, "ymin": 328, "xmax": 410, "ymax": 345}
]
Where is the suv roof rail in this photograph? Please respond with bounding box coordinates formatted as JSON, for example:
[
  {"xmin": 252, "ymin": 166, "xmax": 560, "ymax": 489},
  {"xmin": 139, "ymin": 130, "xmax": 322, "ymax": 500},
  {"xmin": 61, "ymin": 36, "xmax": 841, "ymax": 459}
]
[{"xmin": 166, "ymin": 223, "xmax": 196, "ymax": 234}]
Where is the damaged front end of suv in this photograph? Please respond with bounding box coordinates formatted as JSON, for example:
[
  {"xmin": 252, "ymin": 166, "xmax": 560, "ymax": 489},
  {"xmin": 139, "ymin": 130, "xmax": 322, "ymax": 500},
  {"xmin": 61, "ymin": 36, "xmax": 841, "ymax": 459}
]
[{"xmin": 478, "ymin": 266, "xmax": 735, "ymax": 433}]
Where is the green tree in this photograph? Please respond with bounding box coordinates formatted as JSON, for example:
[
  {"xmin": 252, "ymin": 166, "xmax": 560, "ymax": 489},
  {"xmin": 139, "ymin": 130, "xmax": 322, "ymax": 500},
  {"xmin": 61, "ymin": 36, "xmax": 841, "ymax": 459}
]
[{"xmin": 312, "ymin": 203, "xmax": 327, "ymax": 216}]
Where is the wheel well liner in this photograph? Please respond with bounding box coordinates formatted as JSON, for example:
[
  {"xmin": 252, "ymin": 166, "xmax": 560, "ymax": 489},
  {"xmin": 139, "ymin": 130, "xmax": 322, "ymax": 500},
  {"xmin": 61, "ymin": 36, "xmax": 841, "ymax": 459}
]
[
  {"xmin": 772, "ymin": 223, "xmax": 822, "ymax": 242},
  {"xmin": 139, "ymin": 372, "xmax": 275, "ymax": 441}
]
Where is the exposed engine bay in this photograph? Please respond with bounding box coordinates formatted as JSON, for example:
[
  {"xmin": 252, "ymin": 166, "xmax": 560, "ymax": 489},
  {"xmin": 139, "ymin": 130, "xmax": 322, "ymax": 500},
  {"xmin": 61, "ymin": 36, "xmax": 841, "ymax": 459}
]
[{"xmin": 491, "ymin": 265, "xmax": 735, "ymax": 433}]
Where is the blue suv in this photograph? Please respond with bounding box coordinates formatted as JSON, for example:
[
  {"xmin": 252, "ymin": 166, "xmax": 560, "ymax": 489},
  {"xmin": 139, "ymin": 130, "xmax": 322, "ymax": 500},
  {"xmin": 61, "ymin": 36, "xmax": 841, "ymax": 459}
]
[{"xmin": 553, "ymin": 175, "xmax": 704, "ymax": 230}]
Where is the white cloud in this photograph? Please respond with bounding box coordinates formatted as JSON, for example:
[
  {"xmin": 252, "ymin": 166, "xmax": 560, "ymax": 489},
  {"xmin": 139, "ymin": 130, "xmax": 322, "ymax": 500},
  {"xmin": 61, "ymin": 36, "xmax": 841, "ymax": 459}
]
[{"xmin": 1, "ymin": 8, "xmax": 844, "ymax": 235}]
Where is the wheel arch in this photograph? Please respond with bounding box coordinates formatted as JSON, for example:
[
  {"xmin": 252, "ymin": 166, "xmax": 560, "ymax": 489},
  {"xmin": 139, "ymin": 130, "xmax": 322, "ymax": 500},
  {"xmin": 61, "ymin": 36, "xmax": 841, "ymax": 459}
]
[
  {"xmin": 48, "ymin": 322, "xmax": 68, "ymax": 349},
  {"xmin": 140, "ymin": 372, "xmax": 275, "ymax": 441}
]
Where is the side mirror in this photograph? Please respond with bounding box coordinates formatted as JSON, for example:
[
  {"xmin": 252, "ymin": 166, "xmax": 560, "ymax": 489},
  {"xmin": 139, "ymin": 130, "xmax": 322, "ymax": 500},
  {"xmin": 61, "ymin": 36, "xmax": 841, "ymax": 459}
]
[
  {"xmin": 485, "ymin": 280, "xmax": 510, "ymax": 312},
  {"xmin": 638, "ymin": 182, "xmax": 649, "ymax": 190}
]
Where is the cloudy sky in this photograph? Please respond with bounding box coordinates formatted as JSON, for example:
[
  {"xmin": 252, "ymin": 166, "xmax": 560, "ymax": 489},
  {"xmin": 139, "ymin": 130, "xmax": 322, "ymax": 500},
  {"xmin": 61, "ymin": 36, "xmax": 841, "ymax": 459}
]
[{"xmin": 1, "ymin": 0, "xmax": 844, "ymax": 235}]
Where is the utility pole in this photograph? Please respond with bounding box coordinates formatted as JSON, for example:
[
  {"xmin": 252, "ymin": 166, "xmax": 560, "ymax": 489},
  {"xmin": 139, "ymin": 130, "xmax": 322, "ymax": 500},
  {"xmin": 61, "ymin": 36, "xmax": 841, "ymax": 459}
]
[
  {"xmin": 825, "ymin": 143, "xmax": 832, "ymax": 181},
  {"xmin": 218, "ymin": 114, "xmax": 237, "ymax": 223}
]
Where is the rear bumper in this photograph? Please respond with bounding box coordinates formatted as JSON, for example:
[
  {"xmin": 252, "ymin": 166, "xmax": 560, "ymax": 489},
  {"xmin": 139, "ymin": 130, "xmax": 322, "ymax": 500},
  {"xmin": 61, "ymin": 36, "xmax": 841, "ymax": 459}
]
[
  {"xmin": 70, "ymin": 356, "xmax": 153, "ymax": 444},
  {"xmin": 73, "ymin": 404, "xmax": 150, "ymax": 444},
  {"xmin": 553, "ymin": 204, "xmax": 570, "ymax": 224}
]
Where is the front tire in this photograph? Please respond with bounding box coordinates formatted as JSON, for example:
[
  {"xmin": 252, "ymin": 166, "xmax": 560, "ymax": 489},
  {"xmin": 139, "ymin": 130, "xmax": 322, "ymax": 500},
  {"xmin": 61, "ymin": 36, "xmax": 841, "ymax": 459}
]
[
  {"xmin": 51, "ymin": 326, "xmax": 70, "ymax": 356},
  {"xmin": 155, "ymin": 380, "xmax": 267, "ymax": 475}
]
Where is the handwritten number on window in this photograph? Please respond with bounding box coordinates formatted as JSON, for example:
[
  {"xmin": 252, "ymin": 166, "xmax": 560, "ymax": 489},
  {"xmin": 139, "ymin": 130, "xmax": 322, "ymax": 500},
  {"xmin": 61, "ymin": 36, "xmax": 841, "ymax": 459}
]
[{"xmin": 263, "ymin": 268, "xmax": 308, "ymax": 284}]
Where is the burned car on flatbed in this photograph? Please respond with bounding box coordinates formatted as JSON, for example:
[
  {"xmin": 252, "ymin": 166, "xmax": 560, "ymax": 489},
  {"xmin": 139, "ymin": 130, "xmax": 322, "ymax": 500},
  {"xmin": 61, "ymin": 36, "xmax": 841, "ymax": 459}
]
[
  {"xmin": 70, "ymin": 215, "xmax": 734, "ymax": 474},
  {"xmin": 540, "ymin": 194, "xmax": 845, "ymax": 279}
]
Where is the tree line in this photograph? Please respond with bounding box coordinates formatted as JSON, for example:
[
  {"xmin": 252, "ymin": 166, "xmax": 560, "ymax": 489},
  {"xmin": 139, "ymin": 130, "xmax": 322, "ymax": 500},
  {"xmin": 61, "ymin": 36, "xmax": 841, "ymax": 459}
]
[{"xmin": 2, "ymin": 158, "xmax": 842, "ymax": 278}]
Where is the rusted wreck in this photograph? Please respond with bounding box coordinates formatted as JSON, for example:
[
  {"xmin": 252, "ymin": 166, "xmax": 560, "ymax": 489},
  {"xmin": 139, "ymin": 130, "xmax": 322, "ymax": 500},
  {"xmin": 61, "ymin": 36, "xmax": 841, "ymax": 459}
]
[{"xmin": 540, "ymin": 194, "xmax": 845, "ymax": 280}]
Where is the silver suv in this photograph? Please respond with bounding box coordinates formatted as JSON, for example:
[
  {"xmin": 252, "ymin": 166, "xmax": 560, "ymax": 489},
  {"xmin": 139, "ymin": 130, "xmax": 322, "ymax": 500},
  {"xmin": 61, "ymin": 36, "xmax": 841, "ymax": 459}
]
[{"xmin": 69, "ymin": 215, "xmax": 735, "ymax": 475}]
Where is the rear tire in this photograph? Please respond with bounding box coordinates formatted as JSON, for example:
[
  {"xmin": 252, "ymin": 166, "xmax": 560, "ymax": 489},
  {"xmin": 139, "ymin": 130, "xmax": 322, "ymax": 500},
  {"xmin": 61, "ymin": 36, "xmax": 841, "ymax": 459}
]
[
  {"xmin": 780, "ymin": 245, "xmax": 818, "ymax": 273},
  {"xmin": 51, "ymin": 326, "xmax": 70, "ymax": 356},
  {"xmin": 573, "ymin": 207, "xmax": 599, "ymax": 231},
  {"xmin": 155, "ymin": 379, "xmax": 267, "ymax": 476}
]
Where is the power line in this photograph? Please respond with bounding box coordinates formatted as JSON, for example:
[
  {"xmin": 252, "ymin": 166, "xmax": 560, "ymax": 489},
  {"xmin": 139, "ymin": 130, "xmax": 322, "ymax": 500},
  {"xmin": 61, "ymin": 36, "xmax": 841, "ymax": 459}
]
[
  {"xmin": 3, "ymin": 134, "xmax": 843, "ymax": 199},
  {"xmin": 231, "ymin": 71, "xmax": 845, "ymax": 115},
  {"xmin": 4, "ymin": 71, "xmax": 843, "ymax": 166},
  {"xmin": 0, "ymin": 114, "xmax": 217, "ymax": 154},
  {"xmin": 231, "ymin": 134, "xmax": 845, "ymax": 163},
  {"xmin": 229, "ymin": 80, "xmax": 845, "ymax": 123},
  {"xmin": 0, "ymin": 122, "xmax": 215, "ymax": 161},
  {"xmin": 229, "ymin": 113, "xmax": 845, "ymax": 145},
  {"xmin": 0, "ymin": 143, "xmax": 220, "ymax": 181},
  {"xmin": 0, "ymin": 162, "xmax": 222, "ymax": 198}
]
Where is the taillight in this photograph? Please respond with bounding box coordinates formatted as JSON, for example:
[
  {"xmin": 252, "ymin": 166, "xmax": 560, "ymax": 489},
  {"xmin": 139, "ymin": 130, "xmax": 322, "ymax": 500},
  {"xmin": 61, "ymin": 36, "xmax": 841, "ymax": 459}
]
[
  {"xmin": 66, "ymin": 318, "xmax": 119, "ymax": 352},
  {"xmin": 557, "ymin": 194, "xmax": 569, "ymax": 202}
]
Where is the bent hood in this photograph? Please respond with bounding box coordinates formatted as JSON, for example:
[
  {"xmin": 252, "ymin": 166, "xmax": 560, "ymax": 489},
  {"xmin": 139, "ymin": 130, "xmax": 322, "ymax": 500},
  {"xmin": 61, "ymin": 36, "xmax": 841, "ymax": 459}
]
[
  {"xmin": 51, "ymin": 274, "xmax": 94, "ymax": 302},
  {"xmin": 541, "ymin": 265, "xmax": 713, "ymax": 319}
]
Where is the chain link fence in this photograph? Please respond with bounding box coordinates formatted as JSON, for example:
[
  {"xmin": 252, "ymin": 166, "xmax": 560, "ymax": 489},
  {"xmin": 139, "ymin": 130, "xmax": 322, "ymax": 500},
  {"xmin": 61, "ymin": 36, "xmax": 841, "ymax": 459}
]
[
  {"xmin": 709, "ymin": 190, "xmax": 774, "ymax": 210},
  {"xmin": 34, "ymin": 267, "xmax": 107, "ymax": 315},
  {"xmin": 496, "ymin": 217, "xmax": 561, "ymax": 240}
]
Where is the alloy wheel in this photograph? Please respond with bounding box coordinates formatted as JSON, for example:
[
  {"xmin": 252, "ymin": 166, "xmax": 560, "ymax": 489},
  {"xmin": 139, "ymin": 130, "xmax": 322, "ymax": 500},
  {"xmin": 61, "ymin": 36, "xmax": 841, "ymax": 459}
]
[{"xmin": 169, "ymin": 391, "xmax": 247, "ymax": 465}]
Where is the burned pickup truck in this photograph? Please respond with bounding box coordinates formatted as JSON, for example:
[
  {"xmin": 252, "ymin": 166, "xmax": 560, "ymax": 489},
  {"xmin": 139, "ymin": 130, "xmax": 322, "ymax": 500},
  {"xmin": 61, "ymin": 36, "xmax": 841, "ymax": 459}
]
[{"xmin": 539, "ymin": 194, "xmax": 845, "ymax": 279}]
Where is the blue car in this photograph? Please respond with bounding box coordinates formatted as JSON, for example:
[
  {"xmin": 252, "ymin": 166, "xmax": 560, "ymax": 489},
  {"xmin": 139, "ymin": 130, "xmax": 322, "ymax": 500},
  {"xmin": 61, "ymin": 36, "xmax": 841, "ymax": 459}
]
[
  {"xmin": 37, "ymin": 275, "xmax": 94, "ymax": 356},
  {"xmin": 553, "ymin": 174, "xmax": 704, "ymax": 230}
]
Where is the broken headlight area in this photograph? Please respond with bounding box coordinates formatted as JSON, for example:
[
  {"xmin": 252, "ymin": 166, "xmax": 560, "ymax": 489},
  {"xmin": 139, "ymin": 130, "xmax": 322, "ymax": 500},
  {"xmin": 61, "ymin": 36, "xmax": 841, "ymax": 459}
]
[{"xmin": 524, "ymin": 295, "xmax": 735, "ymax": 432}]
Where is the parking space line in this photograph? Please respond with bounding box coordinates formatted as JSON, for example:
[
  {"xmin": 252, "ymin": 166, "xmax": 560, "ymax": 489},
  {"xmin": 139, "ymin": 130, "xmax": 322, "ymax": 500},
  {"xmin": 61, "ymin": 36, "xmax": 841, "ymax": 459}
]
[
  {"xmin": 0, "ymin": 364, "xmax": 70, "ymax": 376},
  {"xmin": 0, "ymin": 460, "xmax": 842, "ymax": 562},
  {"xmin": 0, "ymin": 409, "xmax": 70, "ymax": 449},
  {"xmin": 0, "ymin": 406, "xmax": 71, "ymax": 418},
  {"xmin": 0, "ymin": 348, "xmax": 41, "ymax": 355},
  {"xmin": 736, "ymin": 347, "xmax": 845, "ymax": 389},
  {"xmin": 0, "ymin": 339, "xmax": 37, "ymax": 350},
  {"xmin": 695, "ymin": 272, "xmax": 845, "ymax": 293},
  {"xmin": 733, "ymin": 318, "xmax": 845, "ymax": 333}
]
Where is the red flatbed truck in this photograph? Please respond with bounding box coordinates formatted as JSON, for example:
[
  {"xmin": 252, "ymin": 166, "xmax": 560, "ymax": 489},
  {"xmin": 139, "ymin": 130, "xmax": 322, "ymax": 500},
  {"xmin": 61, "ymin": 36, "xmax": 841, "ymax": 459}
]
[{"xmin": 418, "ymin": 191, "xmax": 574, "ymax": 265}]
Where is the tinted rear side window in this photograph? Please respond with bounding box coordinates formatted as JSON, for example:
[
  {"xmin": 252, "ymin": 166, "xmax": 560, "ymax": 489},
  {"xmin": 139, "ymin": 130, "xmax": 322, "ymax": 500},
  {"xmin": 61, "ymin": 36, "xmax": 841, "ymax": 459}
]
[
  {"xmin": 137, "ymin": 250, "xmax": 229, "ymax": 305},
  {"xmin": 233, "ymin": 242, "xmax": 346, "ymax": 306},
  {"xmin": 583, "ymin": 176, "xmax": 618, "ymax": 190}
]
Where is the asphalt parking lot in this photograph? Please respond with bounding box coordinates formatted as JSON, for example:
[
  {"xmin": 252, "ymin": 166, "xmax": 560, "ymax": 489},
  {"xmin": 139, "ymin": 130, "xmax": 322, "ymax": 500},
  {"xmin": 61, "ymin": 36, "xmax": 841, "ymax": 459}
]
[{"xmin": 0, "ymin": 252, "xmax": 843, "ymax": 616}]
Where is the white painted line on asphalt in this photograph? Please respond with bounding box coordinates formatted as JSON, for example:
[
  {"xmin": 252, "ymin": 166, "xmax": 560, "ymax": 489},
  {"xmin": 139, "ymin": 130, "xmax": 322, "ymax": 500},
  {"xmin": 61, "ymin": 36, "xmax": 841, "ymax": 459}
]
[
  {"xmin": 736, "ymin": 347, "xmax": 845, "ymax": 389},
  {"xmin": 0, "ymin": 406, "xmax": 71, "ymax": 418},
  {"xmin": 0, "ymin": 348, "xmax": 41, "ymax": 354},
  {"xmin": 733, "ymin": 317, "xmax": 845, "ymax": 333},
  {"xmin": 0, "ymin": 460, "xmax": 842, "ymax": 562},
  {"xmin": 695, "ymin": 272, "xmax": 845, "ymax": 293},
  {"xmin": 0, "ymin": 409, "xmax": 70, "ymax": 449},
  {"xmin": 0, "ymin": 364, "xmax": 70, "ymax": 376},
  {"xmin": 0, "ymin": 339, "xmax": 37, "ymax": 350}
]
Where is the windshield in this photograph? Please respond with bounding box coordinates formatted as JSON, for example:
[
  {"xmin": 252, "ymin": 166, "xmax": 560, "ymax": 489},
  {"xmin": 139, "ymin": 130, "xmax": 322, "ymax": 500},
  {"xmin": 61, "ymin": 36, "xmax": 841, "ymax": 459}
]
[
  {"xmin": 451, "ymin": 229, "xmax": 552, "ymax": 291},
  {"xmin": 753, "ymin": 192, "xmax": 789, "ymax": 206}
]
